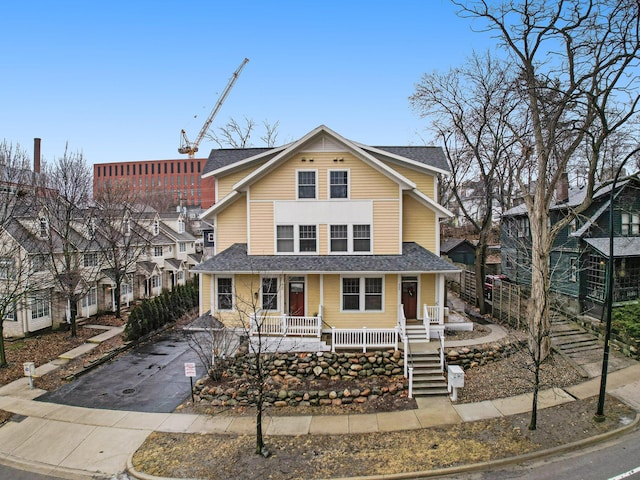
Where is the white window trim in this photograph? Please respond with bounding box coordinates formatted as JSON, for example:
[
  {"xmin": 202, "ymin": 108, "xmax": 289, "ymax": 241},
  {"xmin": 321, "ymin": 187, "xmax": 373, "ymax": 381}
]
[
  {"xmin": 328, "ymin": 169, "xmax": 350, "ymax": 200},
  {"xmin": 275, "ymin": 224, "xmax": 319, "ymax": 255},
  {"xmin": 216, "ymin": 276, "xmax": 234, "ymax": 311},
  {"xmin": 260, "ymin": 275, "xmax": 280, "ymax": 312},
  {"xmin": 296, "ymin": 169, "xmax": 318, "ymax": 200},
  {"xmin": 340, "ymin": 275, "xmax": 384, "ymax": 313},
  {"xmin": 569, "ymin": 257, "xmax": 578, "ymax": 282},
  {"xmin": 328, "ymin": 224, "xmax": 372, "ymax": 254}
]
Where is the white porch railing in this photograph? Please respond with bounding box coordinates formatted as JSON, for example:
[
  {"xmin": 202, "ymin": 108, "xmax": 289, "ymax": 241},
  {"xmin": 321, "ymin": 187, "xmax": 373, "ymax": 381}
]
[
  {"xmin": 398, "ymin": 304, "xmax": 406, "ymax": 337},
  {"xmin": 331, "ymin": 326, "xmax": 399, "ymax": 352},
  {"xmin": 424, "ymin": 305, "xmax": 445, "ymax": 326},
  {"xmin": 439, "ymin": 333, "xmax": 445, "ymax": 371},
  {"xmin": 249, "ymin": 314, "xmax": 322, "ymax": 337}
]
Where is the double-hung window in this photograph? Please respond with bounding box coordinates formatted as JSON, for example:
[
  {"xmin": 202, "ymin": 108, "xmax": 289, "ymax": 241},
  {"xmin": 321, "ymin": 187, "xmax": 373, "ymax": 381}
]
[
  {"xmin": 262, "ymin": 277, "xmax": 278, "ymax": 311},
  {"xmin": 329, "ymin": 170, "xmax": 348, "ymax": 199},
  {"xmin": 154, "ymin": 246, "xmax": 163, "ymax": 257},
  {"xmin": 299, "ymin": 225, "xmax": 317, "ymax": 252},
  {"xmin": 276, "ymin": 226, "xmax": 294, "ymax": 252},
  {"xmin": 330, "ymin": 225, "xmax": 348, "ymax": 252},
  {"xmin": 353, "ymin": 225, "xmax": 371, "ymax": 252},
  {"xmin": 81, "ymin": 287, "xmax": 97, "ymax": 308},
  {"xmin": 217, "ymin": 277, "xmax": 233, "ymax": 310},
  {"xmin": 151, "ymin": 275, "xmax": 161, "ymax": 288},
  {"xmin": 621, "ymin": 212, "xmax": 640, "ymax": 235},
  {"xmin": 298, "ymin": 171, "xmax": 316, "ymax": 199},
  {"xmin": 179, "ymin": 242, "xmax": 187, "ymax": 253},
  {"xmin": 83, "ymin": 253, "xmax": 98, "ymax": 268},
  {"xmin": 342, "ymin": 277, "xmax": 383, "ymax": 311}
]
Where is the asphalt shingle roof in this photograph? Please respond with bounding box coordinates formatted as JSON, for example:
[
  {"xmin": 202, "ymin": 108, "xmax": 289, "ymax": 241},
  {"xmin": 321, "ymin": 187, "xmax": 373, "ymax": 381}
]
[
  {"xmin": 193, "ymin": 243, "xmax": 460, "ymax": 274},
  {"xmin": 584, "ymin": 237, "xmax": 640, "ymax": 258}
]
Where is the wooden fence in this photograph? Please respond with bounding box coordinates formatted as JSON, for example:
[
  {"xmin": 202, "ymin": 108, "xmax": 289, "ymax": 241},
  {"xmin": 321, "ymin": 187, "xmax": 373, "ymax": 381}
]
[
  {"xmin": 491, "ymin": 282, "xmax": 526, "ymax": 329},
  {"xmin": 459, "ymin": 268, "xmax": 477, "ymax": 305}
]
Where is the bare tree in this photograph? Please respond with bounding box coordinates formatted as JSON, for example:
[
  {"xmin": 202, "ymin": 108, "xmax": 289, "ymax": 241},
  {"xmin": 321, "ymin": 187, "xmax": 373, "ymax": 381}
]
[
  {"xmin": 207, "ymin": 117, "xmax": 281, "ymax": 148},
  {"xmin": 456, "ymin": 0, "xmax": 640, "ymax": 366},
  {"xmin": 37, "ymin": 145, "xmax": 99, "ymax": 337},
  {"xmin": 411, "ymin": 51, "xmax": 521, "ymax": 314},
  {"xmin": 92, "ymin": 180, "xmax": 151, "ymax": 317},
  {"xmin": 0, "ymin": 141, "xmax": 37, "ymax": 366}
]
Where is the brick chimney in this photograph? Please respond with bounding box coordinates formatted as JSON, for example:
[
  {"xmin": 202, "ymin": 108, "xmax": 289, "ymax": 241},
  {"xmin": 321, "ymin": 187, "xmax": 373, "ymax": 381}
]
[
  {"xmin": 33, "ymin": 138, "xmax": 41, "ymax": 174},
  {"xmin": 556, "ymin": 171, "xmax": 569, "ymax": 204}
]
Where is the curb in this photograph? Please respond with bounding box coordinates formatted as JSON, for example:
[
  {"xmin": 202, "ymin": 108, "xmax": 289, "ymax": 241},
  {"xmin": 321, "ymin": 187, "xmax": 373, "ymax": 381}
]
[{"xmin": 125, "ymin": 413, "xmax": 639, "ymax": 480}]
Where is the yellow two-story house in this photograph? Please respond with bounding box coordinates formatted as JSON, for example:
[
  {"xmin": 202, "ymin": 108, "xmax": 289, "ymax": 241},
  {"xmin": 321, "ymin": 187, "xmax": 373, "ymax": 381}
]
[{"xmin": 194, "ymin": 125, "xmax": 458, "ymax": 351}]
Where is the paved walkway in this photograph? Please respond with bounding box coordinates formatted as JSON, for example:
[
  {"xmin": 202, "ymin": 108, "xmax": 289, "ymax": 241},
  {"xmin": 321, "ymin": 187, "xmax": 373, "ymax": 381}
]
[{"xmin": 0, "ymin": 323, "xmax": 639, "ymax": 479}]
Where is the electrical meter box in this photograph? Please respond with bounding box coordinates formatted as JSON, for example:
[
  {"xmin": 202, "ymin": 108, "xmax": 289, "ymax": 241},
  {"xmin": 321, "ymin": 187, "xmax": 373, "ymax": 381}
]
[{"xmin": 447, "ymin": 365, "xmax": 464, "ymax": 388}]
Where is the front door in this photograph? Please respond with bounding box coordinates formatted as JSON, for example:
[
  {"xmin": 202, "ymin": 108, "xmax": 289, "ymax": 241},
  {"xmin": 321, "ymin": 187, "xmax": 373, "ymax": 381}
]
[
  {"xmin": 288, "ymin": 277, "xmax": 305, "ymax": 316},
  {"xmin": 402, "ymin": 279, "xmax": 418, "ymax": 320}
]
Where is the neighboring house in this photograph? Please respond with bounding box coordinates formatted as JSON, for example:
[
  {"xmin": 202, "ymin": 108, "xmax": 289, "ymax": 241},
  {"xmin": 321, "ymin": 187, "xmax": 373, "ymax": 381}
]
[
  {"xmin": 1, "ymin": 201, "xmax": 202, "ymax": 338},
  {"xmin": 193, "ymin": 125, "xmax": 459, "ymax": 351},
  {"xmin": 501, "ymin": 172, "xmax": 640, "ymax": 318},
  {"xmin": 440, "ymin": 239, "xmax": 476, "ymax": 267}
]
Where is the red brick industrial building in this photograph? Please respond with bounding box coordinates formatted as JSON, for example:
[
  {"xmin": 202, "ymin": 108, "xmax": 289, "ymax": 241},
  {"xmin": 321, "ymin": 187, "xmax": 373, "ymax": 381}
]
[{"xmin": 93, "ymin": 158, "xmax": 215, "ymax": 209}]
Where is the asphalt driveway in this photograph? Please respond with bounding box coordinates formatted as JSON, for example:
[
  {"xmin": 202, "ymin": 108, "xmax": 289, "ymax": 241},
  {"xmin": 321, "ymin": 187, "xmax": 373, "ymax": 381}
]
[{"xmin": 36, "ymin": 329, "xmax": 206, "ymax": 413}]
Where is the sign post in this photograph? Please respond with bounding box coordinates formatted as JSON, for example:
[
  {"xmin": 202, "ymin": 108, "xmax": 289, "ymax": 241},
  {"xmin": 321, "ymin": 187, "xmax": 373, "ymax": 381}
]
[{"xmin": 184, "ymin": 362, "xmax": 196, "ymax": 402}]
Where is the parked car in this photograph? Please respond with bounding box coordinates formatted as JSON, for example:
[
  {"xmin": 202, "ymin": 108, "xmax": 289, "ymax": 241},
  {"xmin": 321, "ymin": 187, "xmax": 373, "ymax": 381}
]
[{"xmin": 484, "ymin": 274, "xmax": 507, "ymax": 300}]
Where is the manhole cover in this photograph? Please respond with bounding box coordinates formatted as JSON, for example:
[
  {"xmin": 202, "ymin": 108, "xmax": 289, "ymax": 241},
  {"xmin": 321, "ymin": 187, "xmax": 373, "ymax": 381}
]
[{"xmin": 122, "ymin": 388, "xmax": 136, "ymax": 395}]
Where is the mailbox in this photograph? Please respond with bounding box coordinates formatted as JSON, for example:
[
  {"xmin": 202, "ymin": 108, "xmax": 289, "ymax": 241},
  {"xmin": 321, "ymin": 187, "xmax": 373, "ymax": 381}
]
[
  {"xmin": 447, "ymin": 365, "xmax": 464, "ymax": 388},
  {"xmin": 23, "ymin": 362, "xmax": 35, "ymax": 377}
]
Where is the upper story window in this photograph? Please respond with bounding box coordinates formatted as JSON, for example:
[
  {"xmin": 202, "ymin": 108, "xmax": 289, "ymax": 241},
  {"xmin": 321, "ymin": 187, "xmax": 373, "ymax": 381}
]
[
  {"xmin": 0, "ymin": 257, "xmax": 15, "ymax": 280},
  {"xmin": 276, "ymin": 226, "xmax": 294, "ymax": 252},
  {"xmin": 299, "ymin": 225, "xmax": 317, "ymax": 252},
  {"xmin": 153, "ymin": 218, "xmax": 160, "ymax": 236},
  {"xmin": 330, "ymin": 225, "xmax": 348, "ymax": 252},
  {"xmin": 83, "ymin": 253, "xmax": 98, "ymax": 267},
  {"xmin": 297, "ymin": 171, "xmax": 316, "ymax": 199},
  {"xmin": 353, "ymin": 225, "xmax": 371, "ymax": 252},
  {"xmin": 154, "ymin": 246, "xmax": 163, "ymax": 257},
  {"xmin": 31, "ymin": 254, "xmax": 46, "ymax": 273},
  {"xmin": 38, "ymin": 216, "xmax": 49, "ymax": 238},
  {"xmin": 123, "ymin": 217, "xmax": 131, "ymax": 236},
  {"xmin": 621, "ymin": 212, "xmax": 640, "ymax": 235},
  {"xmin": 178, "ymin": 218, "xmax": 185, "ymax": 234},
  {"xmin": 179, "ymin": 242, "xmax": 186, "ymax": 252},
  {"xmin": 329, "ymin": 170, "xmax": 348, "ymax": 199}
]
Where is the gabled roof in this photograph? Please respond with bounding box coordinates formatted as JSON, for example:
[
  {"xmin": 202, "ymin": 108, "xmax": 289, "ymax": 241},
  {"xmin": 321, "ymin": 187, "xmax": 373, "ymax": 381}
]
[
  {"xmin": 440, "ymin": 238, "xmax": 475, "ymax": 254},
  {"xmin": 192, "ymin": 242, "xmax": 460, "ymax": 274},
  {"xmin": 137, "ymin": 261, "xmax": 161, "ymax": 277},
  {"xmin": 164, "ymin": 258, "xmax": 185, "ymax": 271}
]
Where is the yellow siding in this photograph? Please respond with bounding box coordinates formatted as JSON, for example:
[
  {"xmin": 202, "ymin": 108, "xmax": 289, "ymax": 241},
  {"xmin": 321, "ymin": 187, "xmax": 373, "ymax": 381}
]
[
  {"xmin": 318, "ymin": 224, "xmax": 327, "ymax": 255},
  {"xmin": 217, "ymin": 165, "xmax": 260, "ymax": 200},
  {"xmin": 384, "ymin": 163, "xmax": 436, "ymax": 200},
  {"xmin": 249, "ymin": 202, "xmax": 274, "ymax": 254},
  {"xmin": 307, "ymin": 275, "xmax": 321, "ymax": 316},
  {"xmin": 349, "ymin": 156, "xmax": 398, "ymax": 200},
  {"xmin": 420, "ymin": 274, "xmax": 436, "ymax": 306},
  {"xmin": 373, "ymin": 200, "xmax": 401, "ymax": 254},
  {"xmin": 402, "ymin": 194, "xmax": 436, "ymax": 252},
  {"xmin": 216, "ymin": 198, "xmax": 247, "ymax": 252},
  {"xmin": 201, "ymin": 274, "xmax": 212, "ymax": 313}
]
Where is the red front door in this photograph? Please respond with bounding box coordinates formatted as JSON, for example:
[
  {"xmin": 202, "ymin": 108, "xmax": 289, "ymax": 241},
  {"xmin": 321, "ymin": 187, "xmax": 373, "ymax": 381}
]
[
  {"xmin": 402, "ymin": 281, "xmax": 418, "ymax": 319},
  {"xmin": 289, "ymin": 279, "xmax": 305, "ymax": 316}
]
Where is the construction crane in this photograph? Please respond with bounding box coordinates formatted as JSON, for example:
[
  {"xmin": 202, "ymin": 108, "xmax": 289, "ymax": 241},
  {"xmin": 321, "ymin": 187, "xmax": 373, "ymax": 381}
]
[{"xmin": 178, "ymin": 57, "xmax": 249, "ymax": 157}]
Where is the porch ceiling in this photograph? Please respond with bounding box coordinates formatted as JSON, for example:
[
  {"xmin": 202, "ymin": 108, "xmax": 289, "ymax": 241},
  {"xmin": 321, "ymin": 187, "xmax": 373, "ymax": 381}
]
[{"xmin": 193, "ymin": 242, "xmax": 460, "ymax": 274}]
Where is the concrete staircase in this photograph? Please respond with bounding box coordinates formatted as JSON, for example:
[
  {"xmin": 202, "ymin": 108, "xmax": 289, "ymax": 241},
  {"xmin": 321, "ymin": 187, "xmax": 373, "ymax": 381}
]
[{"xmin": 409, "ymin": 351, "xmax": 449, "ymax": 396}]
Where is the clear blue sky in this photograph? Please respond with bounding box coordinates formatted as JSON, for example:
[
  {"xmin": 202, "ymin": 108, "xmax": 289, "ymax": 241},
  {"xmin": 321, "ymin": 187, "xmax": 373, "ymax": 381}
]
[{"xmin": 1, "ymin": 0, "xmax": 491, "ymax": 166}]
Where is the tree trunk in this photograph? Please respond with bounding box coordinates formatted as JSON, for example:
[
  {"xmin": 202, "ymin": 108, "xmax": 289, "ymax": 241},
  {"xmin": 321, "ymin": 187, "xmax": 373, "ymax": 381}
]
[
  {"xmin": 70, "ymin": 300, "xmax": 78, "ymax": 337},
  {"xmin": 114, "ymin": 284, "xmax": 121, "ymax": 318},
  {"xmin": 0, "ymin": 326, "xmax": 6, "ymax": 367},
  {"xmin": 475, "ymin": 232, "xmax": 489, "ymax": 315},
  {"xmin": 528, "ymin": 233, "xmax": 552, "ymax": 362}
]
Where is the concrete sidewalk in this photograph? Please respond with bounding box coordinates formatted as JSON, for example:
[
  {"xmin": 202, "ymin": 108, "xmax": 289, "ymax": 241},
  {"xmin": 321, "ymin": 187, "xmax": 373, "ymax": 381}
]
[{"xmin": 0, "ymin": 323, "xmax": 639, "ymax": 479}]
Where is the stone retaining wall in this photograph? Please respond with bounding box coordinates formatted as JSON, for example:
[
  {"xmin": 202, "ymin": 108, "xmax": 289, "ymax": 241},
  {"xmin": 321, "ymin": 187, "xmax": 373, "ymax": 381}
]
[
  {"xmin": 445, "ymin": 339, "xmax": 522, "ymax": 370},
  {"xmin": 192, "ymin": 350, "xmax": 408, "ymax": 408},
  {"xmin": 576, "ymin": 316, "xmax": 640, "ymax": 360}
]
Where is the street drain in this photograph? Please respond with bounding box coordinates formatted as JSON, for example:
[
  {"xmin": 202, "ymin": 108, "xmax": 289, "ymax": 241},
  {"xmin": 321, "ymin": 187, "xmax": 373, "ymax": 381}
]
[{"xmin": 122, "ymin": 388, "xmax": 136, "ymax": 395}]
